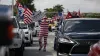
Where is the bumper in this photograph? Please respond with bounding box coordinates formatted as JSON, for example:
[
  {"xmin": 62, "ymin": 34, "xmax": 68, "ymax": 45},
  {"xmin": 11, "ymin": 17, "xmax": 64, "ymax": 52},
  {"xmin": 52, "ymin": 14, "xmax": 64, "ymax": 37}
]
[
  {"xmin": 9, "ymin": 38, "xmax": 22, "ymax": 49},
  {"xmin": 57, "ymin": 43, "xmax": 90, "ymax": 54}
]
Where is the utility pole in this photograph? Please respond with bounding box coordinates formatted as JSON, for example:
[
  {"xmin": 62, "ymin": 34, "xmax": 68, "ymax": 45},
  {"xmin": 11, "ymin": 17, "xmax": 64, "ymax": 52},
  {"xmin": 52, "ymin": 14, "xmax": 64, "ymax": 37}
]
[{"xmin": 12, "ymin": 0, "xmax": 14, "ymax": 16}]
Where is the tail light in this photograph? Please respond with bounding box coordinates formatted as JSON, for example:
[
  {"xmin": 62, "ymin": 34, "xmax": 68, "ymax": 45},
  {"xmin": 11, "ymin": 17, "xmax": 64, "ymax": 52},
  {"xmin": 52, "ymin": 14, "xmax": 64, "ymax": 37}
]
[{"xmin": 7, "ymin": 24, "xmax": 14, "ymax": 40}]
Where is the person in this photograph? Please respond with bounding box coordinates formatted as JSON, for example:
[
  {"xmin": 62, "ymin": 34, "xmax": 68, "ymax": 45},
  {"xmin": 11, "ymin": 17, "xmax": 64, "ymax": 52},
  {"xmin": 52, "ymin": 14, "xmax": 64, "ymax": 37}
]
[{"xmin": 38, "ymin": 17, "xmax": 49, "ymax": 51}]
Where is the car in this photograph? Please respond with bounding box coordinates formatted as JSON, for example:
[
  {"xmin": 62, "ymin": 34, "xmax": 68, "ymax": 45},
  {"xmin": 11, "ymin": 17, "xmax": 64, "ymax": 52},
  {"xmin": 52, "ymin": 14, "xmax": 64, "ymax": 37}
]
[
  {"xmin": 19, "ymin": 21, "xmax": 33, "ymax": 45},
  {"xmin": 32, "ymin": 22, "xmax": 40, "ymax": 37},
  {"xmin": 8, "ymin": 16, "xmax": 25, "ymax": 56},
  {"xmin": 88, "ymin": 41, "xmax": 100, "ymax": 56},
  {"xmin": 0, "ymin": 5, "xmax": 14, "ymax": 56},
  {"xmin": 54, "ymin": 18, "xmax": 100, "ymax": 56}
]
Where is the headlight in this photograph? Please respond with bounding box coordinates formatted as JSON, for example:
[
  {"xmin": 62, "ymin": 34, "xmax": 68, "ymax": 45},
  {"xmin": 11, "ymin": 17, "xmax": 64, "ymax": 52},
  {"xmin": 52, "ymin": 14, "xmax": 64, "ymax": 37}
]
[{"xmin": 58, "ymin": 38, "xmax": 74, "ymax": 43}]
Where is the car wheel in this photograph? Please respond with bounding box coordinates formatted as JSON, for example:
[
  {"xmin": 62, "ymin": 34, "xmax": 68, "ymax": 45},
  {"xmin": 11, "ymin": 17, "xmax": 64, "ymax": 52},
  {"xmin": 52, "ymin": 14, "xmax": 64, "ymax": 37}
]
[
  {"xmin": 54, "ymin": 38, "xmax": 57, "ymax": 51},
  {"xmin": 57, "ymin": 51, "xmax": 61, "ymax": 56},
  {"xmin": 34, "ymin": 31, "xmax": 37, "ymax": 37},
  {"xmin": 15, "ymin": 46, "xmax": 24, "ymax": 56},
  {"xmin": 9, "ymin": 49, "xmax": 15, "ymax": 56},
  {"xmin": 54, "ymin": 42, "xmax": 57, "ymax": 51},
  {"xmin": 5, "ymin": 51, "xmax": 9, "ymax": 56},
  {"xmin": 15, "ymin": 49, "xmax": 23, "ymax": 56},
  {"xmin": 30, "ymin": 34, "xmax": 33, "ymax": 44}
]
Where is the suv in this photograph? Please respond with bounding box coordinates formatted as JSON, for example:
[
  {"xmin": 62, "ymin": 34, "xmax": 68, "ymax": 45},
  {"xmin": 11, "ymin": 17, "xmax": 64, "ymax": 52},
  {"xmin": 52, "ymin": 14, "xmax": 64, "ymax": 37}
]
[
  {"xmin": 33, "ymin": 22, "xmax": 40, "ymax": 37},
  {"xmin": 54, "ymin": 18, "xmax": 100, "ymax": 56},
  {"xmin": 19, "ymin": 21, "xmax": 33, "ymax": 45},
  {"xmin": 9, "ymin": 16, "xmax": 25, "ymax": 56}
]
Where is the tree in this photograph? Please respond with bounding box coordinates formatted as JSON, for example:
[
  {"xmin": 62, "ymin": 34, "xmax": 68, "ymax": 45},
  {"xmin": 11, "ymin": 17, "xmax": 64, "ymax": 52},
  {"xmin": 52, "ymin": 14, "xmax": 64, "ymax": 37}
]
[
  {"xmin": 18, "ymin": 0, "xmax": 36, "ymax": 11},
  {"xmin": 44, "ymin": 8, "xmax": 55, "ymax": 18},
  {"xmin": 53, "ymin": 4, "xmax": 64, "ymax": 12},
  {"xmin": 44, "ymin": 4, "xmax": 64, "ymax": 18}
]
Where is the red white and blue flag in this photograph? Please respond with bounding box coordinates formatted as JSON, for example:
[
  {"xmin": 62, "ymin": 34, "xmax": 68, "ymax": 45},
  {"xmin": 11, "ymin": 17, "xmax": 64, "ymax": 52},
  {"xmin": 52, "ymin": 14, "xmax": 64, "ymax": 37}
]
[
  {"xmin": 16, "ymin": 2, "xmax": 25, "ymax": 18},
  {"xmin": 23, "ymin": 6, "xmax": 33, "ymax": 24}
]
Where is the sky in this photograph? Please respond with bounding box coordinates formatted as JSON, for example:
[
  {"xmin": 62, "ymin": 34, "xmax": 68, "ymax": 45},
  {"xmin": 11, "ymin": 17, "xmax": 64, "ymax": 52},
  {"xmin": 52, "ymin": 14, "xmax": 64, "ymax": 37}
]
[{"xmin": 0, "ymin": 0, "xmax": 100, "ymax": 13}]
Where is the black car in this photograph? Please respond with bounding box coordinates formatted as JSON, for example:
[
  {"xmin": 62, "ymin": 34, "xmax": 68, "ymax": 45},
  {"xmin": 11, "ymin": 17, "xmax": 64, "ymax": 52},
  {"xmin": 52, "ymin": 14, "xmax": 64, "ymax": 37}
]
[{"xmin": 54, "ymin": 18, "xmax": 100, "ymax": 56}]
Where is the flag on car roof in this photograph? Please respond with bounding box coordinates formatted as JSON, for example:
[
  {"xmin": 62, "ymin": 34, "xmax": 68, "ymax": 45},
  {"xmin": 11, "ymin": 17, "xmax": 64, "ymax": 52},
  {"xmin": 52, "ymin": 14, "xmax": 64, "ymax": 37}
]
[{"xmin": 23, "ymin": 6, "xmax": 33, "ymax": 24}]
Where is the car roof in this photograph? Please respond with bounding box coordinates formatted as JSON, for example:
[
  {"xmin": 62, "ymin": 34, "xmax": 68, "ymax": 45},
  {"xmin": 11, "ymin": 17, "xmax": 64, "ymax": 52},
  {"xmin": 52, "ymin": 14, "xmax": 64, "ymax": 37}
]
[{"xmin": 65, "ymin": 18, "xmax": 100, "ymax": 20}]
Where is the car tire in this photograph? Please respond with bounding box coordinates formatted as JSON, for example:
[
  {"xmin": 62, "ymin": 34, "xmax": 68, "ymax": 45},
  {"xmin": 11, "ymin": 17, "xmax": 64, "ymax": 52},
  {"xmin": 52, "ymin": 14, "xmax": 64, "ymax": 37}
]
[
  {"xmin": 34, "ymin": 31, "xmax": 37, "ymax": 37},
  {"xmin": 54, "ymin": 38, "xmax": 57, "ymax": 51},
  {"xmin": 15, "ymin": 46, "xmax": 24, "ymax": 56},
  {"xmin": 9, "ymin": 49, "xmax": 15, "ymax": 56},
  {"xmin": 30, "ymin": 34, "xmax": 33, "ymax": 44},
  {"xmin": 5, "ymin": 51, "xmax": 9, "ymax": 56},
  {"xmin": 57, "ymin": 51, "xmax": 61, "ymax": 56},
  {"xmin": 54, "ymin": 43, "xmax": 57, "ymax": 51}
]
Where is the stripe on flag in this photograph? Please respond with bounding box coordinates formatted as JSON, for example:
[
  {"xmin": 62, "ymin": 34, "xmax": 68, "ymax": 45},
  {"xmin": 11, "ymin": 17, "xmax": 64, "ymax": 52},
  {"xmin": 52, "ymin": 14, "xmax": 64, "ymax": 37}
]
[
  {"xmin": 24, "ymin": 17, "xmax": 32, "ymax": 24},
  {"xmin": 23, "ymin": 6, "xmax": 33, "ymax": 24}
]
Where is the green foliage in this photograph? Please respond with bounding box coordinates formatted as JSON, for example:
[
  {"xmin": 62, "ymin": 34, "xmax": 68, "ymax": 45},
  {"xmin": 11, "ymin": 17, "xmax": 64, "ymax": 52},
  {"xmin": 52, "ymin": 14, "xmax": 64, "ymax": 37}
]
[
  {"xmin": 44, "ymin": 4, "xmax": 64, "ymax": 18},
  {"xmin": 18, "ymin": 0, "xmax": 36, "ymax": 11},
  {"xmin": 53, "ymin": 4, "xmax": 64, "ymax": 12},
  {"xmin": 44, "ymin": 8, "xmax": 55, "ymax": 18},
  {"xmin": 83, "ymin": 13, "xmax": 100, "ymax": 18}
]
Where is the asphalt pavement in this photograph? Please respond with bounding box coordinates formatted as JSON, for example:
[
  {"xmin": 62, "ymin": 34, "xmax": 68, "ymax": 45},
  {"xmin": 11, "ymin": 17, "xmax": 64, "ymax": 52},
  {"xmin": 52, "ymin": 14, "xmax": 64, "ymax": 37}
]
[
  {"xmin": 23, "ymin": 32, "xmax": 57, "ymax": 56},
  {"xmin": 23, "ymin": 32, "xmax": 88, "ymax": 56}
]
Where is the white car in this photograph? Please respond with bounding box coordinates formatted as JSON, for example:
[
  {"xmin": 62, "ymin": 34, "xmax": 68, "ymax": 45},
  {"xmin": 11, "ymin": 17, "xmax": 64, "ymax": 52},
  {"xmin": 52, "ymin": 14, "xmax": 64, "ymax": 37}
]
[
  {"xmin": 33, "ymin": 22, "xmax": 40, "ymax": 37},
  {"xmin": 9, "ymin": 16, "xmax": 25, "ymax": 56},
  {"xmin": 19, "ymin": 21, "xmax": 33, "ymax": 45}
]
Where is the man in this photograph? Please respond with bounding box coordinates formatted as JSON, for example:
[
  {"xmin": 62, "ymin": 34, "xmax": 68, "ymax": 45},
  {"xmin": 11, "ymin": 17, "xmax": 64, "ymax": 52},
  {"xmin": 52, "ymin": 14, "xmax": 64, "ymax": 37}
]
[{"xmin": 38, "ymin": 17, "xmax": 49, "ymax": 51}]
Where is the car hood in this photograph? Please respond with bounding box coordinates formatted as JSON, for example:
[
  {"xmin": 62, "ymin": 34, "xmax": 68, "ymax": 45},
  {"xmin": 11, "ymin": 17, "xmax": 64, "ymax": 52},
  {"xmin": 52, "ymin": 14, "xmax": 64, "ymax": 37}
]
[
  {"xmin": 13, "ymin": 28, "xmax": 19, "ymax": 33},
  {"xmin": 64, "ymin": 32, "xmax": 100, "ymax": 39}
]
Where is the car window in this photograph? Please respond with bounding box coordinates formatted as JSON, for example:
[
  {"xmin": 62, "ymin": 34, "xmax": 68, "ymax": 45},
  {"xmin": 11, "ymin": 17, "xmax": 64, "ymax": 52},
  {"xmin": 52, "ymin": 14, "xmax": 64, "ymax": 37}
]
[
  {"xmin": 19, "ymin": 23, "xmax": 28, "ymax": 29},
  {"xmin": 12, "ymin": 18, "xmax": 18, "ymax": 28},
  {"xmin": 64, "ymin": 20, "xmax": 100, "ymax": 32}
]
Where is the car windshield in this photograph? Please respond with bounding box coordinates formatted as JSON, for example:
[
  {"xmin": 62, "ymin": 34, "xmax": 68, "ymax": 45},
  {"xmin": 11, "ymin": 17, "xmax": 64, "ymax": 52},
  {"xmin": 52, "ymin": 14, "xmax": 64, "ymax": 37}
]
[
  {"xmin": 19, "ymin": 23, "xmax": 27, "ymax": 29},
  {"xmin": 12, "ymin": 18, "xmax": 17, "ymax": 28},
  {"xmin": 64, "ymin": 20, "xmax": 100, "ymax": 32}
]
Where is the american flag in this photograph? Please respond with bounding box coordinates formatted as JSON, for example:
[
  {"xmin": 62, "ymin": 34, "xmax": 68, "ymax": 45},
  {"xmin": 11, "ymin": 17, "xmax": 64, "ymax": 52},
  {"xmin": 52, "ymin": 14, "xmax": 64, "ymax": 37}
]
[
  {"xmin": 23, "ymin": 6, "xmax": 33, "ymax": 24},
  {"xmin": 16, "ymin": 2, "xmax": 25, "ymax": 17}
]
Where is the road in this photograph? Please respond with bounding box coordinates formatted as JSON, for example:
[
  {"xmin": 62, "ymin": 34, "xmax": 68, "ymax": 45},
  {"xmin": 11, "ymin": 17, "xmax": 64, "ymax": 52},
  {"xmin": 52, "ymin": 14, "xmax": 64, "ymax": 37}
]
[
  {"xmin": 23, "ymin": 32, "xmax": 57, "ymax": 56},
  {"xmin": 23, "ymin": 32, "xmax": 88, "ymax": 56}
]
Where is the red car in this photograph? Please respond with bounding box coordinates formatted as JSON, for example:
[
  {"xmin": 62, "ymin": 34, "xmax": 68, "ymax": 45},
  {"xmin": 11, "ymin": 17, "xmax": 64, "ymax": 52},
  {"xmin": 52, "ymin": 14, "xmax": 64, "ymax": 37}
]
[{"xmin": 88, "ymin": 41, "xmax": 100, "ymax": 56}]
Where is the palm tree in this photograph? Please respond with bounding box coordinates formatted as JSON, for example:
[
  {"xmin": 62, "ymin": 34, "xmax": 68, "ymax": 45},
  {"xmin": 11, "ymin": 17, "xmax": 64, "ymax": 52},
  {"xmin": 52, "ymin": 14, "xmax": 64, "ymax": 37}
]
[{"xmin": 53, "ymin": 4, "xmax": 64, "ymax": 12}]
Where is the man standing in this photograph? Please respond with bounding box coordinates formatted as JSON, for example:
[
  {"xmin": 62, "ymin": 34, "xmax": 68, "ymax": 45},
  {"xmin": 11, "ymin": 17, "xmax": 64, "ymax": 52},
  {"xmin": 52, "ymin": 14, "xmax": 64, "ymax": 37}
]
[{"xmin": 38, "ymin": 17, "xmax": 49, "ymax": 51}]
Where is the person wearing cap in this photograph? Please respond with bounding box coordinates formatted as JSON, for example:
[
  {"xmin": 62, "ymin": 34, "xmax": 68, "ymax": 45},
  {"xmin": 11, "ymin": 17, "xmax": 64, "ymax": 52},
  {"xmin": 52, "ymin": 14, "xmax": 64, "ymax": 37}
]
[{"xmin": 38, "ymin": 17, "xmax": 49, "ymax": 51}]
